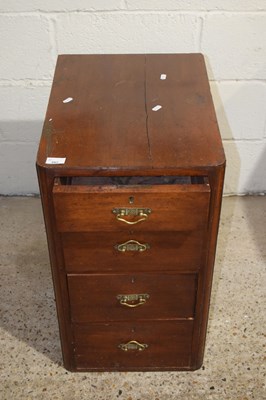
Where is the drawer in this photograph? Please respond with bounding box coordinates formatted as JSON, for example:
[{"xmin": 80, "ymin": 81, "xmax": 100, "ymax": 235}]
[
  {"xmin": 67, "ymin": 273, "xmax": 197, "ymax": 322},
  {"xmin": 53, "ymin": 177, "xmax": 210, "ymax": 232},
  {"xmin": 62, "ymin": 231, "xmax": 205, "ymax": 272},
  {"xmin": 73, "ymin": 320, "xmax": 193, "ymax": 371}
]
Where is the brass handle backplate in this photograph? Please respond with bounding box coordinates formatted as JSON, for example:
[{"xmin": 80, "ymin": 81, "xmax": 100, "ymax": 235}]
[
  {"xmin": 118, "ymin": 340, "xmax": 148, "ymax": 352},
  {"xmin": 112, "ymin": 208, "xmax": 151, "ymax": 225},
  {"xmin": 115, "ymin": 240, "xmax": 150, "ymax": 252},
  {"xmin": 116, "ymin": 293, "xmax": 150, "ymax": 308}
]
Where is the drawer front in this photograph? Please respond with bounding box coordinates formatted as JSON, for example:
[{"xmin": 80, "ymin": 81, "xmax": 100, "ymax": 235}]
[
  {"xmin": 62, "ymin": 230, "xmax": 205, "ymax": 273},
  {"xmin": 67, "ymin": 273, "xmax": 197, "ymax": 322},
  {"xmin": 73, "ymin": 320, "xmax": 193, "ymax": 370},
  {"xmin": 53, "ymin": 184, "xmax": 210, "ymax": 232}
]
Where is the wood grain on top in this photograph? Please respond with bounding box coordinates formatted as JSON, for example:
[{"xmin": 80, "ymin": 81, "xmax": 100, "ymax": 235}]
[{"xmin": 37, "ymin": 54, "xmax": 225, "ymax": 172}]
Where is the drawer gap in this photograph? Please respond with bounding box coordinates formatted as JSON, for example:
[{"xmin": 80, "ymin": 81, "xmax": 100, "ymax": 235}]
[{"xmin": 56, "ymin": 176, "xmax": 208, "ymax": 186}]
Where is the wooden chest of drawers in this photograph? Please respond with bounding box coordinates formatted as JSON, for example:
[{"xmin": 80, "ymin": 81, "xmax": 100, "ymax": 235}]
[{"xmin": 36, "ymin": 54, "xmax": 225, "ymax": 372}]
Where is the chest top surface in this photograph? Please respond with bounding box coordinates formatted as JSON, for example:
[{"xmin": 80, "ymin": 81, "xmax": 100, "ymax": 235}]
[{"xmin": 37, "ymin": 53, "xmax": 225, "ymax": 173}]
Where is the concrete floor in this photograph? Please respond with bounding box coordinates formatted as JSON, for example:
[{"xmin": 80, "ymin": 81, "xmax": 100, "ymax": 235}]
[{"xmin": 0, "ymin": 196, "xmax": 265, "ymax": 400}]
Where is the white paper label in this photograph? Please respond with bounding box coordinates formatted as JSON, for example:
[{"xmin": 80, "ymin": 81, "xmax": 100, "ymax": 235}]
[
  {"xmin": 152, "ymin": 105, "xmax": 162, "ymax": 112},
  {"xmin": 160, "ymin": 74, "xmax": 167, "ymax": 80},
  {"xmin": 63, "ymin": 97, "xmax": 73, "ymax": 103},
  {"xmin": 45, "ymin": 157, "xmax": 66, "ymax": 165}
]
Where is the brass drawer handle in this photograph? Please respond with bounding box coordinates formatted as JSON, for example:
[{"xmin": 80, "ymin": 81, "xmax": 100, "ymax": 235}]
[
  {"xmin": 112, "ymin": 208, "xmax": 151, "ymax": 225},
  {"xmin": 117, "ymin": 293, "xmax": 150, "ymax": 308},
  {"xmin": 115, "ymin": 240, "xmax": 150, "ymax": 252},
  {"xmin": 118, "ymin": 340, "xmax": 148, "ymax": 352}
]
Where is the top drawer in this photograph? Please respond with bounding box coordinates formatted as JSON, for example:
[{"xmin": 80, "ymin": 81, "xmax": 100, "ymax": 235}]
[{"xmin": 53, "ymin": 176, "xmax": 210, "ymax": 232}]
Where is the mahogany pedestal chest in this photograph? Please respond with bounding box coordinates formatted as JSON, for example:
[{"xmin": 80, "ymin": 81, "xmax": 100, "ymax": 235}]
[{"xmin": 36, "ymin": 54, "xmax": 225, "ymax": 372}]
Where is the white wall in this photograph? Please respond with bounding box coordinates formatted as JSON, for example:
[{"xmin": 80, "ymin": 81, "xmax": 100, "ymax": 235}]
[{"xmin": 0, "ymin": 1, "xmax": 266, "ymax": 195}]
